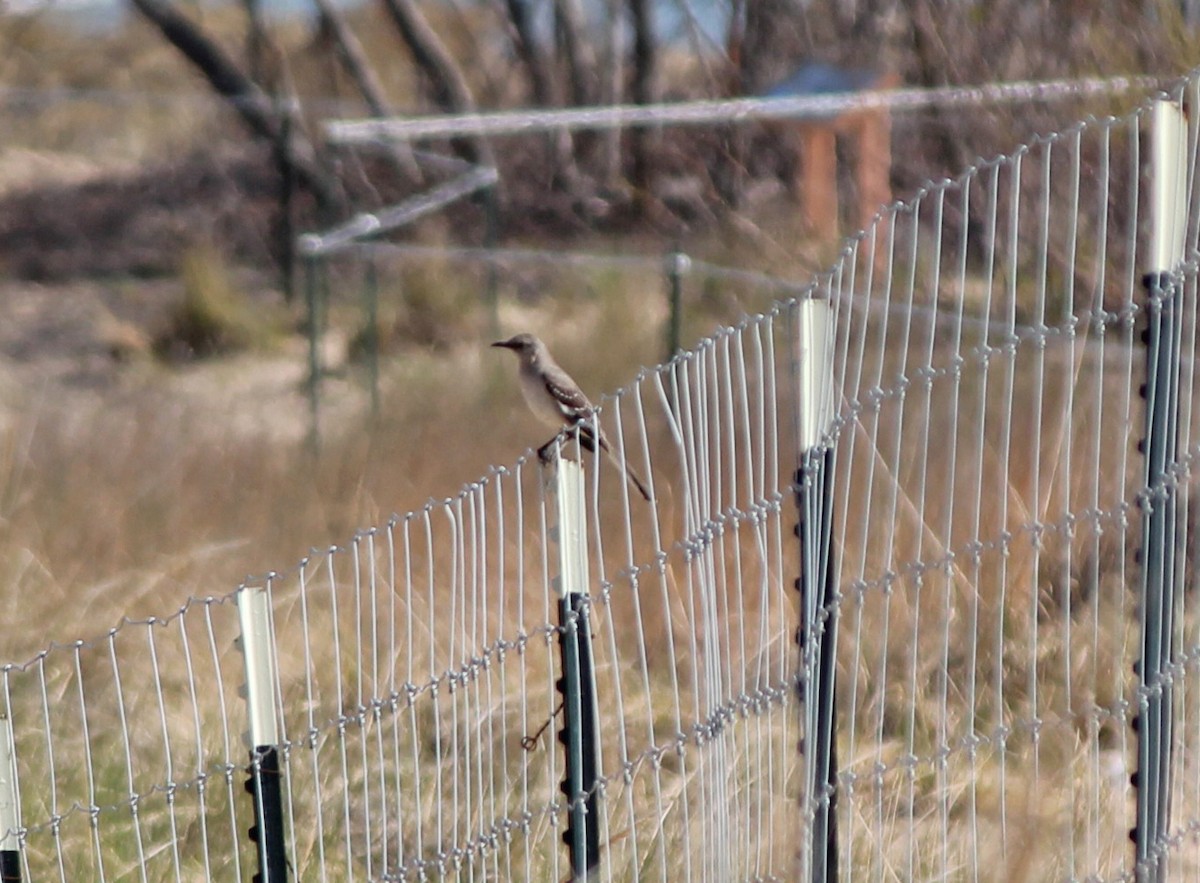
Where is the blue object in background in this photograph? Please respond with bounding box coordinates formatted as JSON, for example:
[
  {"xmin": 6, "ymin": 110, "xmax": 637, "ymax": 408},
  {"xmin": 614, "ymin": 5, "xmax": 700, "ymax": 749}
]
[{"xmin": 763, "ymin": 62, "xmax": 882, "ymax": 99}]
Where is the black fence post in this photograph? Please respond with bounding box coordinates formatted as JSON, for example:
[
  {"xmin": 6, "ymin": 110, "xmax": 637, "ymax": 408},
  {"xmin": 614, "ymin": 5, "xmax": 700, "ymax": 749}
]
[
  {"xmin": 558, "ymin": 591, "xmax": 601, "ymax": 878},
  {"xmin": 1133, "ymin": 269, "xmax": 1180, "ymax": 882},
  {"xmin": 796, "ymin": 445, "xmax": 839, "ymax": 882},
  {"xmin": 245, "ymin": 746, "xmax": 288, "ymax": 883}
]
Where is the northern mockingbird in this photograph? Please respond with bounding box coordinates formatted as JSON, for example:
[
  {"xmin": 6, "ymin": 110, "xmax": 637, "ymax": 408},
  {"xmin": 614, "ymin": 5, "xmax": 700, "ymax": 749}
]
[{"xmin": 492, "ymin": 333, "xmax": 652, "ymax": 501}]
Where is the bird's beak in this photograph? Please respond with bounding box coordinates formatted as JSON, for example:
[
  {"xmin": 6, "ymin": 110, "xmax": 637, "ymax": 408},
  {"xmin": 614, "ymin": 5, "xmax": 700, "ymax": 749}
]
[{"xmin": 491, "ymin": 339, "xmax": 517, "ymax": 349}]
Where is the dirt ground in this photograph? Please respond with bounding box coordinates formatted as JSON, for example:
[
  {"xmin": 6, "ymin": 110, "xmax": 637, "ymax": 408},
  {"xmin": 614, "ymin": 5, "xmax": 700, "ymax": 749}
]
[
  {"xmin": 0, "ymin": 143, "xmax": 369, "ymax": 442},
  {"xmin": 0, "ymin": 271, "xmax": 370, "ymax": 447}
]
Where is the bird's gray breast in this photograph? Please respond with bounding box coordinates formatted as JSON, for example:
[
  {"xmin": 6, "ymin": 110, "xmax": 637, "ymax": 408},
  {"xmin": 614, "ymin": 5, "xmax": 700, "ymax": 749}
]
[{"xmin": 518, "ymin": 361, "xmax": 576, "ymax": 428}]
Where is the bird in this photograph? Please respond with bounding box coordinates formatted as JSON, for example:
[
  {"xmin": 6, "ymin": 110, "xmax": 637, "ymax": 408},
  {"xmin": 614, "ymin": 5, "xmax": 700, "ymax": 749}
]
[{"xmin": 492, "ymin": 333, "xmax": 652, "ymax": 502}]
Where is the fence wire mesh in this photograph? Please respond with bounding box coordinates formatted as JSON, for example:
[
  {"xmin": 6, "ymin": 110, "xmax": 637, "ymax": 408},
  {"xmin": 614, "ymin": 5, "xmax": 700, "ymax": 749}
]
[{"xmin": 3, "ymin": 70, "xmax": 1200, "ymax": 881}]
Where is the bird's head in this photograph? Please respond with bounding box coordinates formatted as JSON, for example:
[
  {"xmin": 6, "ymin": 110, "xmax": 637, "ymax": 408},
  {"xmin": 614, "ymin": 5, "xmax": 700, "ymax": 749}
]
[{"xmin": 491, "ymin": 333, "xmax": 540, "ymax": 357}]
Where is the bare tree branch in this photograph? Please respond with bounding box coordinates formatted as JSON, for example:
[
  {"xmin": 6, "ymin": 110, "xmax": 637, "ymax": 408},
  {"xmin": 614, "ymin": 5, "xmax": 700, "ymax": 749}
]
[
  {"xmin": 313, "ymin": 0, "xmax": 390, "ymax": 117},
  {"xmin": 377, "ymin": 0, "xmax": 494, "ymax": 166},
  {"xmin": 312, "ymin": 0, "xmax": 422, "ymax": 179},
  {"xmin": 554, "ymin": 0, "xmax": 596, "ymax": 106},
  {"xmin": 627, "ymin": 0, "xmax": 654, "ymax": 107},
  {"xmin": 503, "ymin": 0, "xmax": 555, "ymax": 106},
  {"xmin": 240, "ymin": 0, "xmax": 267, "ymax": 82},
  {"xmin": 496, "ymin": 0, "xmax": 585, "ymax": 195},
  {"xmin": 627, "ymin": 0, "xmax": 655, "ymax": 190},
  {"xmin": 127, "ymin": 0, "xmax": 342, "ymax": 211},
  {"xmin": 737, "ymin": 0, "xmax": 808, "ymax": 94}
]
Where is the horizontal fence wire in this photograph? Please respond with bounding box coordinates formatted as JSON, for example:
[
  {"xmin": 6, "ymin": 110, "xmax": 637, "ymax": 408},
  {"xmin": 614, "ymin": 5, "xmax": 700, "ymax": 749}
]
[
  {"xmin": 325, "ymin": 74, "xmax": 1161, "ymax": 143},
  {"xmin": 1, "ymin": 69, "xmax": 1199, "ymax": 881}
]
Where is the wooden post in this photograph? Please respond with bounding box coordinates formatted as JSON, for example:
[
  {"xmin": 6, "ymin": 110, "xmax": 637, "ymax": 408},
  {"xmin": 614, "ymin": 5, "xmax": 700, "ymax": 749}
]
[
  {"xmin": 799, "ymin": 126, "xmax": 839, "ymax": 236},
  {"xmin": 788, "ymin": 70, "xmax": 896, "ymax": 248},
  {"xmin": 854, "ymin": 107, "xmax": 892, "ymax": 230}
]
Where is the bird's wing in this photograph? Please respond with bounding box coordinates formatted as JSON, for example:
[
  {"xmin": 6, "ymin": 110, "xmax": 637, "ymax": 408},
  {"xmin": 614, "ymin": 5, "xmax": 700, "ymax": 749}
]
[
  {"xmin": 542, "ymin": 364, "xmax": 612, "ymax": 454},
  {"xmin": 542, "ymin": 364, "xmax": 593, "ymax": 421}
]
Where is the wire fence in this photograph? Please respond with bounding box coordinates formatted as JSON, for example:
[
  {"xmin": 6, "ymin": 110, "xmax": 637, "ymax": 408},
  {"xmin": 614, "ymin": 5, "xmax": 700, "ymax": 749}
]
[{"xmin": 3, "ymin": 69, "xmax": 1200, "ymax": 881}]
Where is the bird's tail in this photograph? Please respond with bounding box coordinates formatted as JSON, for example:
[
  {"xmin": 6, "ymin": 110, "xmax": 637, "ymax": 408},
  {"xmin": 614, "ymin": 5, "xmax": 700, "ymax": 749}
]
[
  {"xmin": 618, "ymin": 457, "xmax": 653, "ymax": 502},
  {"xmin": 596, "ymin": 434, "xmax": 652, "ymax": 502},
  {"xmin": 570, "ymin": 422, "xmax": 653, "ymax": 502}
]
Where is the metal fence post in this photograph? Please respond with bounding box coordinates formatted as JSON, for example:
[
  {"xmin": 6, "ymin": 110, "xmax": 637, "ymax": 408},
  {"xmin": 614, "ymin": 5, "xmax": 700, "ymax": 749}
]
[
  {"xmin": 664, "ymin": 250, "xmax": 689, "ymax": 362},
  {"xmin": 483, "ymin": 185, "xmax": 501, "ymax": 340},
  {"xmin": 795, "ymin": 297, "xmax": 838, "ymax": 882},
  {"xmin": 1132, "ymin": 95, "xmax": 1188, "ymax": 883},
  {"xmin": 363, "ymin": 252, "xmax": 381, "ymax": 421},
  {"xmin": 237, "ymin": 586, "xmax": 289, "ymax": 883},
  {"xmin": 0, "ymin": 714, "xmax": 20, "ymax": 883},
  {"xmin": 547, "ymin": 449, "xmax": 601, "ymax": 880},
  {"xmin": 276, "ymin": 103, "xmax": 296, "ymax": 305},
  {"xmin": 304, "ymin": 255, "xmax": 322, "ymax": 455}
]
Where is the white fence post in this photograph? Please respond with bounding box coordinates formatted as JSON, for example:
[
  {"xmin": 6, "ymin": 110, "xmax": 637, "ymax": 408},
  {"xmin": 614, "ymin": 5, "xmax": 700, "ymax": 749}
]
[
  {"xmin": 237, "ymin": 586, "xmax": 289, "ymax": 882},
  {"xmin": 547, "ymin": 450, "xmax": 601, "ymax": 880}
]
